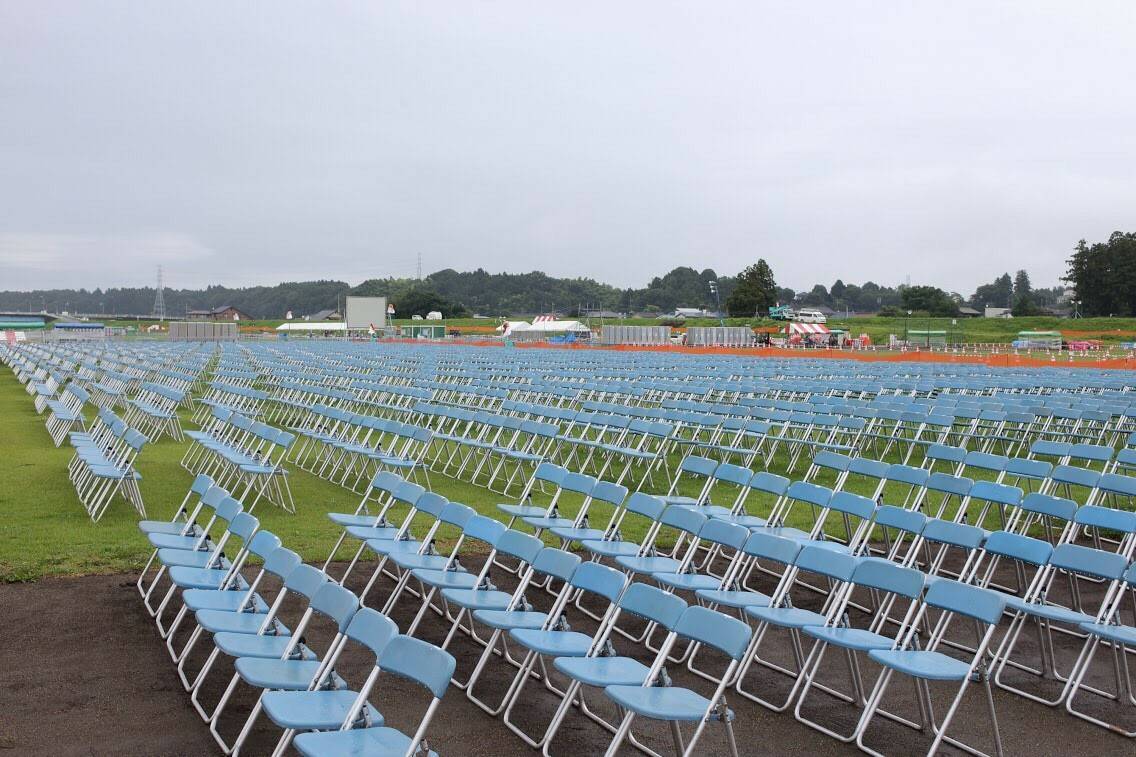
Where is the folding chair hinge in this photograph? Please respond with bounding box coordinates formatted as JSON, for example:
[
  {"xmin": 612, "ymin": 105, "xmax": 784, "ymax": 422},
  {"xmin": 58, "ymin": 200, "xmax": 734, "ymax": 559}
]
[
  {"xmin": 476, "ymin": 575, "xmax": 497, "ymax": 592},
  {"xmin": 652, "ymin": 666, "xmax": 673, "ymax": 688},
  {"xmin": 412, "ymin": 739, "xmax": 431, "ymax": 756},
  {"xmin": 597, "ymin": 638, "xmax": 618, "ymax": 658},
  {"xmin": 708, "ymin": 696, "xmax": 735, "ymax": 723},
  {"xmin": 970, "ymin": 662, "xmax": 990, "ymax": 683},
  {"xmin": 517, "ymin": 594, "xmax": 533, "ymax": 613},
  {"xmin": 446, "ymin": 558, "xmax": 463, "ymax": 573},
  {"xmin": 551, "ymin": 614, "xmax": 571, "ymax": 632}
]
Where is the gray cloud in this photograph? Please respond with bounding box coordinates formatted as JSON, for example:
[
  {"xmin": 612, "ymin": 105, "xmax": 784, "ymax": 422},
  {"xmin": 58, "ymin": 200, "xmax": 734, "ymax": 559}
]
[{"xmin": 1, "ymin": 1, "xmax": 1133, "ymax": 292}]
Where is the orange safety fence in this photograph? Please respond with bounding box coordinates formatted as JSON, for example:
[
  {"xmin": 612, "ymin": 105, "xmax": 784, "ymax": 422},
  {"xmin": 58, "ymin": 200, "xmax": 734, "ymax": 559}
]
[{"xmin": 365, "ymin": 337, "xmax": 1136, "ymax": 370}]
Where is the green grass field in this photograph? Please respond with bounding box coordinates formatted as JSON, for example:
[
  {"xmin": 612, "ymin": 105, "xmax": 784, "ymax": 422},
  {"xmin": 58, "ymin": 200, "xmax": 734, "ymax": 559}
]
[{"xmin": 0, "ymin": 366, "xmax": 1083, "ymax": 583}]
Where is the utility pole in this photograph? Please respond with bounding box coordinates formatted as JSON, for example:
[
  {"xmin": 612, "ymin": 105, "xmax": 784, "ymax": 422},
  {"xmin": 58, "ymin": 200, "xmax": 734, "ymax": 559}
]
[
  {"xmin": 416, "ymin": 252, "xmax": 422, "ymax": 281},
  {"xmin": 152, "ymin": 266, "xmax": 167, "ymax": 321}
]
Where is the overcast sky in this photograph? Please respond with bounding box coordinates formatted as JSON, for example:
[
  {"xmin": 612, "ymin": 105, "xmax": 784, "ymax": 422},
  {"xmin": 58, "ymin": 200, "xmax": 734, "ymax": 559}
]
[{"xmin": 2, "ymin": 2, "xmax": 1133, "ymax": 294}]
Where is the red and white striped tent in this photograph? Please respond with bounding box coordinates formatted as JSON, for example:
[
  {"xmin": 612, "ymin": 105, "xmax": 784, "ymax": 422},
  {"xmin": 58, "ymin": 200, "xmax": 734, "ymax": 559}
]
[{"xmin": 786, "ymin": 322, "xmax": 830, "ymax": 335}]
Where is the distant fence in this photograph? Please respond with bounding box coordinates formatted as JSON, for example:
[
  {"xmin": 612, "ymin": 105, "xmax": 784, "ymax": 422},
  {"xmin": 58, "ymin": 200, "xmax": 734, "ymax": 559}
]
[
  {"xmin": 168, "ymin": 321, "xmax": 238, "ymax": 341},
  {"xmin": 686, "ymin": 326, "xmax": 754, "ymax": 347},
  {"xmin": 600, "ymin": 325, "xmax": 671, "ymax": 346}
]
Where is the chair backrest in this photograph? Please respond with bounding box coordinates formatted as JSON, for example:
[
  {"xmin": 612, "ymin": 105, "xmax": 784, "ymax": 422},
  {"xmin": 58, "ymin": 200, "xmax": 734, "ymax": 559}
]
[
  {"xmin": 674, "ymin": 606, "xmax": 752, "ymax": 660},
  {"xmin": 283, "ymin": 564, "xmax": 329, "ymax": 598},
  {"xmin": 1072, "ymin": 505, "xmax": 1136, "ymax": 534},
  {"xmin": 786, "ymin": 481, "xmax": 832, "ymax": 507},
  {"xmin": 414, "ymin": 492, "xmax": 448, "ymax": 519},
  {"xmin": 345, "ymin": 607, "xmax": 399, "ymax": 656},
  {"xmin": 618, "ymin": 582, "xmax": 687, "ymax": 630},
  {"xmin": 590, "ymin": 481, "xmax": 628, "ymax": 506},
  {"xmin": 531, "ymin": 548, "xmax": 581, "ymax": 581},
  {"xmin": 794, "ymin": 545, "xmax": 859, "ymax": 581},
  {"xmin": 679, "ymin": 455, "xmax": 717, "ymax": 476},
  {"xmin": 493, "ymin": 529, "xmax": 544, "ymax": 563},
  {"xmin": 697, "ymin": 518, "xmax": 749, "ymax": 550},
  {"xmin": 1049, "ymin": 543, "xmax": 1130, "ymax": 580},
  {"xmin": 462, "ymin": 515, "xmax": 508, "ymax": 546},
  {"xmin": 378, "ymin": 635, "xmax": 457, "ymax": 699},
  {"xmin": 392, "ymin": 481, "xmax": 426, "ymax": 505},
  {"xmin": 190, "ymin": 473, "xmax": 214, "ymax": 496},
  {"xmin": 264, "ymin": 547, "xmax": 303, "ymax": 579},
  {"xmin": 213, "ymin": 496, "xmax": 243, "ymax": 524},
  {"xmin": 310, "ymin": 582, "xmax": 361, "ymax": 633},
  {"xmin": 748, "ymin": 471, "xmax": 790, "ymax": 496},
  {"xmin": 982, "ymin": 531, "xmax": 1052, "ymax": 566},
  {"xmin": 659, "ymin": 505, "xmax": 708, "ymax": 535},
  {"xmin": 561, "ymin": 472, "xmax": 597, "ymax": 495},
  {"xmin": 624, "ymin": 492, "xmax": 666, "ymax": 520},
  {"xmin": 851, "ymin": 558, "xmax": 924, "ymax": 598},
  {"xmin": 1019, "ymin": 493, "xmax": 1076, "ymax": 521},
  {"xmin": 826, "ymin": 492, "xmax": 876, "ymax": 519},
  {"xmin": 569, "ymin": 561, "xmax": 627, "ymax": 603},
  {"xmin": 920, "ymin": 518, "xmax": 985, "ymax": 549},
  {"xmin": 370, "ymin": 471, "xmax": 403, "ymax": 493},
  {"xmin": 228, "ymin": 512, "xmax": 259, "ymax": 541},
  {"xmin": 246, "ymin": 530, "xmax": 282, "ymax": 559},
  {"xmin": 534, "ymin": 462, "xmax": 567, "ymax": 485},
  {"xmin": 874, "ymin": 505, "xmax": 926, "ymax": 535},
  {"xmin": 924, "ymin": 579, "xmax": 1005, "ymax": 624},
  {"xmin": 439, "ymin": 502, "xmax": 476, "ymax": 528},
  {"xmin": 743, "ymin": 532, "xmax": 803, "ymax": 564}
]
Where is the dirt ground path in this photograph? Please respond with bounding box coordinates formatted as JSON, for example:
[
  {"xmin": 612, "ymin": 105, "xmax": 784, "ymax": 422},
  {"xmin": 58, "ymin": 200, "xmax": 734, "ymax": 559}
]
[{"xmin": 0, "ymin": 565, "xmax": 1131, "ymax": 756}]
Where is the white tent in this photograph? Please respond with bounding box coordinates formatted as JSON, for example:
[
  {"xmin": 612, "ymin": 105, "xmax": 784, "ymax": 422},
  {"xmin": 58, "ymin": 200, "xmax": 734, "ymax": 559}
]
[
  {"xmin": 496, "ymin": 321, "xmax": 530, "ymax": 336},
  {"xmin": 276, "ymin": 322, "xmax": 347, "ymax": 332},
  {"xmin": 521, "ymin": 319, "xmax": 591, "ymax": 333}
]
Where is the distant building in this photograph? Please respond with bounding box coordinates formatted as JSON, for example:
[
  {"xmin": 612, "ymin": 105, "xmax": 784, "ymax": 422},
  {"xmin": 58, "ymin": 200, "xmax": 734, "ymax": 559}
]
[
  {"xmin": 581, "ymin": 309, "xmax": 625, "ymax": 319},
  {"xmin": 984, "ymin": 307, "xmax": 1013, "ymax": 319},
  {"xmin": 307, "ymin": 308, "xmax": 343, "ymax": 322},
  {"xmin": 957, "ymin": 306, "xmax": 981, "ymax": 318},
  {"xmin": 188, "ymin": 305, "xmax": 253, "ymax": 321},
  {"xmin": 674, "ymin": 307, "xmax": 707, "ymax": 318}
]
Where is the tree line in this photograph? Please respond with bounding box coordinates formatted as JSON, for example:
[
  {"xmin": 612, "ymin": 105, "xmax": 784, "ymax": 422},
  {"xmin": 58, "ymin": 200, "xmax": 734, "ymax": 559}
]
[{"xmin": 5, "ymin": 233, "xmax": 1119, "ymax": 319}]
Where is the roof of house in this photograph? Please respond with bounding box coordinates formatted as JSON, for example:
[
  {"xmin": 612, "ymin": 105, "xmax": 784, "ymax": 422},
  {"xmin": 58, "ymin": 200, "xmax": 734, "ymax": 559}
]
[{"xmin": 308, "ymin": 309, "xmax": 342, "ymax": 321}]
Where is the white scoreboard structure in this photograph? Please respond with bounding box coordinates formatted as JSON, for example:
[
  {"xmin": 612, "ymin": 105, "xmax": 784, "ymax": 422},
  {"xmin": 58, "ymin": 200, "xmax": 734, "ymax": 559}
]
[{"xmin": 345, "ymin": 296, "xmax": 389, "ymax": 331}]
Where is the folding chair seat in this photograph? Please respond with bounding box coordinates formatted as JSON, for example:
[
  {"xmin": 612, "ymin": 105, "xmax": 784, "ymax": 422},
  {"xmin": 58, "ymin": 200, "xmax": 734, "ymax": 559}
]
[
  {"xmin": 601, "ymin": 606, "xmax": 753, "ymax": 757},
  {"xmin": 614, "ymin": 506, "xmax": 708, "ymax": 577},
  {"xmin": 711, "ymin": 471, "xmax": 790, "ymax": 530},
  {"xmin": 548, "ymin": 480, "xmax": 629, "ymax": 544},
  {"xmin": 463, "ymin": 548, "xmax": 584, "ymax": 712},
  {"xmin": 520, "ymin": 472, "xmax": 597, "ymax": 533},
  {"xmin": 324, "ymin": 482, "xmax": 429, "ymax": 585},
  {"xmin": 580, "ymin": 492, "xmax": 667, "ymax": 560},
  {"xmin": 324, "ymin": 471, "xmax": 405, "ymax": 529},
  {"xmin": 539, "ymin": 583, "xmax": 689, "ymax": 752},
  {"xmin": 992, "ymin": 542, "xmax": 1130, "ymax": 707},
  {"xmin": 735, "ymin": 545, "xmax": 861, "ymax": 711},
  {"xmin": 498, "ymin": 562, "xmax": 630, "ymax": 746},
  {"xmin": 376, "ymin": 504, "xmax": 480, "ymax": 613},
  {"xmin": 1064, "ymin": 562, "xmax": 1136, "ymax": 737},
  {"xmin": 137, "ymin": 473, "xmax": 213, "ymax": 537},
  {"xmin": 496, "ymin": 462, "xmax": 568, "ymax": 524},
  {"xmin": 853, "ymin": 583, "xmax": 1007, "ymax": 755},
  {"xmin": 260, "ymin": 609, "xmax": 397, "ymax": 745},
  {"xmin": 291, "ymin": 636, "xmax": 455, "ymax": 757},
  {"xmin": 211, "ymin": 583, "xmax": 362, "ymax": 754},
  {"xmin": 660, "ymin": 455, "xmax": 717, "ymax": 508},
  {"xmin": 793, "ymin": 560, "xmax": 926, "ymax": 742}
]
